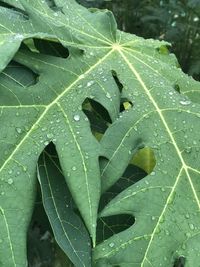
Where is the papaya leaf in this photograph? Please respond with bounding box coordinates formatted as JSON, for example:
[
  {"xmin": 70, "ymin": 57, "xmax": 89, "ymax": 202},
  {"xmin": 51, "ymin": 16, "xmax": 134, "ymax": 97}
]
[
  {"xmin": 0, "ymin": 0, "xmax": 199, "ymax": 267},
  {"xmin": 0, "ymin": 1, "xmax": 54, "ymax": 72},
  {"xmin": 0, "ymin": 1, "xmax": 120, "ymax": 265},
  {"xmin": 93, "ymin": 38, "xmax": 200, "ymax": 267},
  {"xmin": 37, "ymin": 146, "xmax": 92, "ymax": 267}
]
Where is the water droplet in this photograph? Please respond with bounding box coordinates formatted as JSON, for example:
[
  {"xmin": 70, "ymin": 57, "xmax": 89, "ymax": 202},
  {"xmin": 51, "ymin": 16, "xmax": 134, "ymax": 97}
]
[
  {"xmin": 189, "ymin": 223, "xmax": 195, "ymax": 230},
  {"xmin": 7, "ymin": 178, "xmax": 13, "ymax": 185},
  {"xmin": 185, "ymin": 213, "xmax": 190, "ymax": 219},
  {"xmin": 16, "ymin": 127, "xmax": 22, "ymax": 134},
  {"xmin": 182, "ymin": 244, "xmax": 186, "ymax": 250},
  {"xmin": 185, "ymin": 232, "xmax": 191, "ymax": 238},
  {"xmin": 180, "ymin": 100, "xmax": 191, "ymax": 106},
  {"xmin": 23, "ymin": 166, "xmax": 27, "ymax": 172},
  {"xmin": 74, "ymin": 114, "xmax": 80, "ymax": 121},
  {"xmin": 106, "ymin": 92, "xmax": 111, "ymax": 99},
  {"xmin": 87, "ymin": 81, "xmax": 94, "ymax": 87},
  {"xmin": 185, "ymin": 147, "xmax": 192, "ymax": 153},
  {"xmin": 79, "ymin": 74, "xmax": 85, "ymax": 79},
  {"xmin": 109, "ymin": 242, "xmax": 115, "ymax": 248},
  {"xmin": 13, "ymin": 33, "xmax": 24, "ymax": 41},
  {"xmin": 47, "ymin": 133, "xmax": 53, "ymax": 139}
]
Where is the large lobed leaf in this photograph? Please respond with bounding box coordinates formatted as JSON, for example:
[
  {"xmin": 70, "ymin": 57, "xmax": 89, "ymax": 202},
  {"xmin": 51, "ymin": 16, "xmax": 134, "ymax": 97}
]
[{"xmin": 0, "ymin": 0, "xmax": 199, "ymax": 266}]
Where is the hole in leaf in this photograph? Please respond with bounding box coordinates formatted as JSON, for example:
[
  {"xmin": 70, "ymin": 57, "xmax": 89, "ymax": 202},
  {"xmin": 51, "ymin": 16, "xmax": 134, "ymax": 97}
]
[
  {"xmin": 112, "ymin": 70, "xmax": 123, "ymax": 93},
  {"xmin": 33, "ymin": 39, "xmax": 69, "ymax": 58},
  {"xmin": 174, "ymin": 256, "xmax": 186, "ymax": 267},
  {"xmin": 156, "ymin": 45, "xmax": 170, "ymax": 55},
  {"xmin": 132, "ymin": 146, "xmax": 156, "ymax": 174},
  {"xmin": 82, "ymin": 98, "xmax": 111, "ymax": 141},
  {"xmin": 120, "ymin": 98, "xmax": 133, "ymax": 112},
  {"xmin": 96, "ymin": 214, "xmax": 135, "ymax": 244},
  {"xmin": 1, "ymin": 61, "xmax": 39, "ymax": 87},
  {"xmin": 174, "ymin": 84, "xmax": 181, "ymax": 93},
  {"xmin": 112, "ymin": 70, "xmax": 133, "ymax": 113}
]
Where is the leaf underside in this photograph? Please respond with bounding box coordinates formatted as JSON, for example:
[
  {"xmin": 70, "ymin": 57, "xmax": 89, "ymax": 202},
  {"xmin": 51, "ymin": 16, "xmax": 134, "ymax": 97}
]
[{"xmin": 0, "ymin": 0, "xmax": 200, "ymax": 267}]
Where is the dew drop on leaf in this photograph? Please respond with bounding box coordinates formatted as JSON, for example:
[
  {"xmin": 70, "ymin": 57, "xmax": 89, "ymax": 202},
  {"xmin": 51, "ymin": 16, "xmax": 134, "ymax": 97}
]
[
  {"xmin": 106, "ymin": 92, "xmax": 111, "ymax": 99},
  {"xmin": 74, "ymin": 114, "xmax": 80, "ymax": 121},
  {"xmin": 189, "ymin": 223, "xmax": 195, "ymax": 230},
  {"xmin": 180, "ymin": 100, "xmax": 191, "ymax": 106},
  {"xmin": 16, "ymin": 127, "xmax": 22, "ymax": 134},
  {"xmin": 87, "ymin": 81, "xmax": 94, "ymax": 87},
  {"xmin": 185, "ymin": 232, "xmax": 191, "ymax": 238},
  {"xmin": 109, "ymin": 242, "xmax": 115, "ymax": 248},
  {"xmin": 185, "ymin": 213, "xmax": 190, "ymax": 219},
  {"xmin": 7, "ymin": 178, "xmax": 13, "ymax": 185},
  {"xmin": 47, "ymin": 133, "xmax": 53, "ymax": 139}
]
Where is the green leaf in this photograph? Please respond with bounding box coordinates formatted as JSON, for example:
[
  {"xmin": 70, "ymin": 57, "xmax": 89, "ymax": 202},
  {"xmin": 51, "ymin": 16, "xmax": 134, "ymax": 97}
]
[
  {"xmin": 93, "ymin": 39, "xmax": 200, "ymax": 267},
  {"xmin": 0, "ymin": 2, "xmax": 53, "ymax": 72},
  {"xmin": 0, "ymin": 1, "xmax": 199, "ymax": 266},
  {"xmin": 37, "ymin": 147, "xmax": 91, "ymax": 267},
  {"xmin": 0, "ymin": 2, "xmax": 119, "ymax": 265}
]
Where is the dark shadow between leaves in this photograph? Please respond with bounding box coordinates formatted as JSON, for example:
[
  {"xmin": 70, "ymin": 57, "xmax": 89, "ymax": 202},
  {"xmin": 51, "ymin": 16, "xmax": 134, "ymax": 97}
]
[
  {"xmin": 27, "ymin": 183, "xmax": 55, "ymax": 267},
  {"xmin": 112, "ymin": 70, "xmax": 134, "ymax": 114},
  {"xmin": 96, "ymin": 214, "xmax": 135, "ymax": 244},
  {"xmin": 174, "ymin": 256, "xmax": 186, "ymax": 267},
  {"xmin": 99, "ymin": 159, "xmax": 147, "ymax": 210},
  {"xmin": 82, "ymin": 98, "xmax": 111, "ymax": 141},
  {"xmin": 97, "ymin": 146, "xmax": 157, "ymax": 244},
  {"xmin": 34, "ymin": 39, "xmax": 69, "ymax": 59}
]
